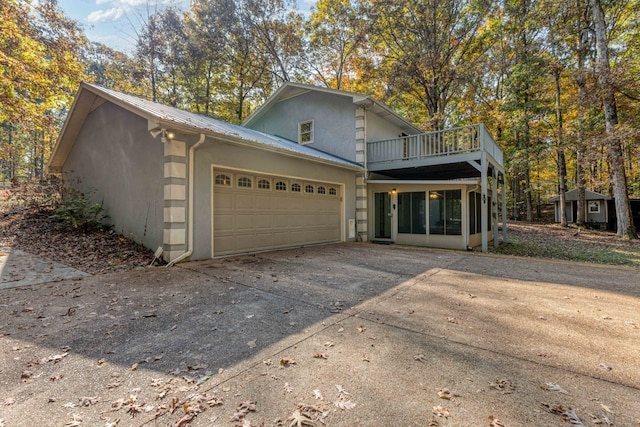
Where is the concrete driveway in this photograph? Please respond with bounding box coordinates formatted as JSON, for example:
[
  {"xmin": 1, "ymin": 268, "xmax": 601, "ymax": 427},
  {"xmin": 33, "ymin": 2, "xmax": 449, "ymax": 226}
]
[{"xmin": 0, "ymin": 243, "xmax": 638, "ymax": 426}]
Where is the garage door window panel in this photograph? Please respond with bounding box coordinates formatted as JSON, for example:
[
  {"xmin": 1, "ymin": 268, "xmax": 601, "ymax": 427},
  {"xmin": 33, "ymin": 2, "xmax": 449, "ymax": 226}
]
[
  {"xmin": 237, "ymin": 176, "xmax": 252, "ymax": 188},
  {"xmin": 275, "ymin": 181, "xmax": 287, "ymax": 191},
  {"xmin": 258, "ymin": 178, "xmax": 271, "ymax": 190},
  {"xmin": 215, "ymin": 174, "xmax": 232, "ymax": 186}
]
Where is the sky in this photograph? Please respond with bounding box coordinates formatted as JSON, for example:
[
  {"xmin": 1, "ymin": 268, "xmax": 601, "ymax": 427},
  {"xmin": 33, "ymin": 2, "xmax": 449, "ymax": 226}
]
[{"xmin": 57, "ymin": 0, "xmax": 315, "ymax": 55}]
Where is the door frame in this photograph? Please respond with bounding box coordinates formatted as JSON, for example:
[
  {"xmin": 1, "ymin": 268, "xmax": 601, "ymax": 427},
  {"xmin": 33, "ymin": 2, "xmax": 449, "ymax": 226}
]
[{"xmin": 373, "ymin": 190, "xmax": 397, "ymax": 242}]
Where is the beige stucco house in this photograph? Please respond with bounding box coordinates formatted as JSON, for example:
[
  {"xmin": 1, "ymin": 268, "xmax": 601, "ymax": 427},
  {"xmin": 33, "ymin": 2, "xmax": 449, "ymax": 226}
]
[{"xmin": 47, "ymin": 82, "xmax": 506, "ymax": 263}]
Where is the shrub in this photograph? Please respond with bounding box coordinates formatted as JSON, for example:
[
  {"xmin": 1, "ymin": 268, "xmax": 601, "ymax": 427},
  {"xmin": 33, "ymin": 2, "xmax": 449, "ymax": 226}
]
[{"xmin": 52, "ymin": 188, "xmax": 108, "ymax": 231}]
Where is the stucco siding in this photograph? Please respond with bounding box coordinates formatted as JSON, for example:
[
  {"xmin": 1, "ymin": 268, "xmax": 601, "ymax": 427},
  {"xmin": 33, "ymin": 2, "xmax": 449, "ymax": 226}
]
[
  {"xmin": 191, "ymin": 138, "xmax": 358, "ymax": 260},
  {"xmin": 366, "ymin": 111, "xmax": 415, "ymax": 142},
  {"xmin": 61, "ymin": 102, "xmax": 164, "ymax": 251},
  {"xmin": 247, "ymin": 91, "xmax": 358, "ymax": 163}
]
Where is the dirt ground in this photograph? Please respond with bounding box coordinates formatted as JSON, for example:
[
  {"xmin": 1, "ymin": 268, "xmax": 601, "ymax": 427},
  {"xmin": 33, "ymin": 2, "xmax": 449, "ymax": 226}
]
[{"xmin": 1, "ymin": 244, "xmax": 639, "ymax": 427}]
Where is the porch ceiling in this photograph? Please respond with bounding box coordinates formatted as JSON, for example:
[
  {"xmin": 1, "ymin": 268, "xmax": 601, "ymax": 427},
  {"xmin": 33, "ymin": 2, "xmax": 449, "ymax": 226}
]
[{"xmin": 371, "ymin": 162, "xmax": 484, "ymax": 180}]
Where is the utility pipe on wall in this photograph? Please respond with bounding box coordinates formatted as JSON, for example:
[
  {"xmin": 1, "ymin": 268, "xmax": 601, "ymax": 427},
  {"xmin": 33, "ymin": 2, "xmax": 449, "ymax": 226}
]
[{"xmin": 166, "ymin": 133, "xmax": 206, "ymax": 267}]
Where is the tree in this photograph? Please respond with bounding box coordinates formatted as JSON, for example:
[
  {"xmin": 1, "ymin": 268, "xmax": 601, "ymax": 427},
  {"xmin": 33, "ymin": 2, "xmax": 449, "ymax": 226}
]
[
  {"xmin": 366, "ymin": 0, "xmax": 495, "ymax": 130},
  {"xmin": 590, "ymin": 0, "xmax": 636, "ymax": 238},
  {"xmin": 305, "ymin": 0, "xmax": 368, "ymax": 90},
  {"xmin": 0, "ymin": 0, "xmax": 87, "ymax": 180}
]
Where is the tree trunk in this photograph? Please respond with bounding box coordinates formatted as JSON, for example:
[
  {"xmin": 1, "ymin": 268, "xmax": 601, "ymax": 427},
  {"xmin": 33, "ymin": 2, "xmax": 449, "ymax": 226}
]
[
  {"xmin": 590, "ymin": 0, "xmax": 636, "ymax": 238},
  {"xmin": 575, "ymin": 24, "xmax": 588, "ymax": 226},
  {"xmin": 554, "ymin": 69, "xmax": 568, "ymax": 226}
]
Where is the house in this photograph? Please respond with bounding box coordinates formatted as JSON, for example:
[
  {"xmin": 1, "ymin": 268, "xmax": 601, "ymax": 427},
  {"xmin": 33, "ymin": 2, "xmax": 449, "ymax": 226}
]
[
  {"xmin": 47, "ymin": 82, "xmax": 506, "ymax": 263},
  {"xmin": 550, "ymin": 189, "xmax": 610, "ymax": 228}
]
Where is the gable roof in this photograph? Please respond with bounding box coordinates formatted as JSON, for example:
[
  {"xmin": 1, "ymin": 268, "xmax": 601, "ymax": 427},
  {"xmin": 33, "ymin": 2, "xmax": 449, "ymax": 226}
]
[
  {"xmin": 47, "ymin": 82, "xmax": 364, "ymax": 174},
  {"xmin": 549, "ymin": 188, "xmax": 611, "ymax": 202},
  {"xmin": 242, "ymin": 82, "xmax": 423, "ymax": 134}
]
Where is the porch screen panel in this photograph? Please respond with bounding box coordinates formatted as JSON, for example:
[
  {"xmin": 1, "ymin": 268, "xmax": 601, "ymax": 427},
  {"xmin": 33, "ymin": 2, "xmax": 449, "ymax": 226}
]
[
  {"xmin": 429, "ymin": 190, "xmax": 462, "ymax": 235},
  {"xmin": 469, "ymin": 192, "xmax": 481, "ymax": 234},
  {"xmin": 398, "ymin": 192, "xmax": 426, "ymax": 234}
]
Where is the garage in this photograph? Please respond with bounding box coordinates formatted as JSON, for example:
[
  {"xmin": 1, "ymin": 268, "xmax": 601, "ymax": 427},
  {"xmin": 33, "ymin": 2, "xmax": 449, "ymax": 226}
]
[{"xmin": 212, "ymin": 168, "xmax": 342, "ymax": 256}]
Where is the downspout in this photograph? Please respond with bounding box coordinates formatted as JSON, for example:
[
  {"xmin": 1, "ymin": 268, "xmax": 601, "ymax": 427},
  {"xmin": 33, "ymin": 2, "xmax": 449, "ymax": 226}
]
[{"xmin": 167, "ymin": 133, "xmax": 206, "ymax": 267}]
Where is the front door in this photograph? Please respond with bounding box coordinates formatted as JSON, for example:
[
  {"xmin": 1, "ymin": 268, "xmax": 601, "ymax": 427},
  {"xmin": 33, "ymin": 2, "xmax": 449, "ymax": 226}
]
[{"xmin": 374, "ymin": 192, "xmax": 392, "ymax": 239}]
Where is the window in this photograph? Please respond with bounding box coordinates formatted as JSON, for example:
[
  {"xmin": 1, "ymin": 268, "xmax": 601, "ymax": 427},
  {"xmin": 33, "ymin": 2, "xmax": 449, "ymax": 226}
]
[
  {"xmin": 398, "ymin": 192, "xmax": 426, "ymax": 234},
  {"xmin": 291, "ymin": 183, "xmax": 301, "ymax": 192},
  {"xmin": 258, "ymin": 179, "xmax": 270, "ymax": 190},
  {"xmin": 215, "ymin": 174, "xmax": 231, "ymax": 186},
  {"xmin": 329, "ymin": 187, "xmax": 337, "ymax": 196},
  {"xmin": 237, "ymin": 176, "xmax": 252, "ymax": 188},
  {"xmin": 298, "ymin": 120, "xmax": 314, "ymax": 144},
  {"xmin": 589, "ymin": 201, "xmax": 600, "ymax": 213},
  {"xmin": 317, "ymin": 186, "xmax": 326, "ymax": 195},
  {"xmin": 429, "ymin": 190, "xmax": 462, "ymax": 235},
  {"xmin": 469, "ymin": 192, "xmax": 481, "ymax": 234},
  {"xmin": 305, "ymin": 184, "xmax": 314, "ymax": 193},
  {"xmin": 275, "ymin": 181, "xmax": 287, "ymax": 191}
]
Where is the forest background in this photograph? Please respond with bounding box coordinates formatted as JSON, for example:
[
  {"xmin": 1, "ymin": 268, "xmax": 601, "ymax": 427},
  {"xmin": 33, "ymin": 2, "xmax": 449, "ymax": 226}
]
[{"xmin": 1, "ymin": 0, "xmax": 639, "ymax": 235}]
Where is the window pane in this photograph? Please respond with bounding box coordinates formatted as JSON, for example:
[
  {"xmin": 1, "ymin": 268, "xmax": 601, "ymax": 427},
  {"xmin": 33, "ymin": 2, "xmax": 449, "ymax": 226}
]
[
  {"xmin": 258, "ymin": 179, "xmax": 270, "ymax": 189},
  {"xmin": 317, "ymin": 186, "xmax": 326, "ymax": 194},
  {"xmin": 445, "ymin": 190, "xmax": 462, "ymax": 235},
  {"xmin": 398, "ymin": 192, "xmax": 411, "ymax": 233},
  {"xmin": 305, "ymin": 184, "xmax": 314, "ymax": 193},
  {"xmin": 429, "ymin": 191, "xmax": 444, "ymax": 235},
  {"xmin": 411, "ymin": 192, "xmax": 426, "ymax": 234},
  {"xmin": 469, "ymin": 192, "xmax": 476, "ymax": 234},
  {"xmin": 275, "ymin": 181, "xmax": 286, "ymax": 191},
  {"xmin": 292, "ymin": 183, "xmax": 301, "ymax": 192}
]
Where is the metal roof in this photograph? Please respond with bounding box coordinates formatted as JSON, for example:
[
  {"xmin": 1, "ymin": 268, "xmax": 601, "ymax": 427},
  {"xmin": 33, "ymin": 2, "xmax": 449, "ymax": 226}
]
[{"xmin": 79, "ymin": 82, "xmax": 363, "ymax": 170}]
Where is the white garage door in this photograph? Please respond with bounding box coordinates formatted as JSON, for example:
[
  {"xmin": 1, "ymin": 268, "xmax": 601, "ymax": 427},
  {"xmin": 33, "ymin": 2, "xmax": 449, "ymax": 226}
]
[{"xmin": 213, "ymin": 169, "xmax": 342, "ymax": 256}]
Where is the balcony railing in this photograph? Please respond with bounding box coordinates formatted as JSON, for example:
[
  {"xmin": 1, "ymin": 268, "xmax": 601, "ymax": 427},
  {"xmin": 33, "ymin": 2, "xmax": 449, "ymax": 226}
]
[{"xmin": 367, "ymin": 124, "xmax": 503, "ymax": 167}]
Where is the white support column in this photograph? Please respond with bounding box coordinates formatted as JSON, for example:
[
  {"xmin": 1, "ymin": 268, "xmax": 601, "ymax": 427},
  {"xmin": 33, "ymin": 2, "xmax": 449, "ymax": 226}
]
[
  {"xmin": 501, "ymin": 172, "xmax": 508, "ymax": 243},
  {"xmin": 492, "ymin": 166, "xmax": 499, "ymax": 247},
  {"xmin": 481, "ymin": 151, "xmax": 488, "ymax": 253}
]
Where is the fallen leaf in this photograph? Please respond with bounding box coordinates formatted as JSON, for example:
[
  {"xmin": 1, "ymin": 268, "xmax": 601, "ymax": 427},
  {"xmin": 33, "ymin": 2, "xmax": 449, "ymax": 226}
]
[
  {"xmin": 247, "ymin": 339, "xmax": 257, "ymax": 349},
  {"xmin": 78, "ymin": 396, "xmax": 99, "ymax": 406},
  {"xmin": 280, "ymin": 358, "xmax": 296, "ymax": 367},
  {"xmin": 600, "ymin": 403, "xmax": 614, "ymax": 414},
  {"xmin": 323, "ymin": 341, "xmax": 334, "ymax": 347},
  {"xmin": 3, "ymin": 398, "xmax": 15, "ymax": 406},
  {"xmin": 437, "ymin": 388, "xmax": 460, "ymax": 400},
  {"xmin": 313, "ymin": 390, "xmax": 323, "ymax": 400},
  {"xmin": 561, "ymin": 408, "xmax": 587, "ymax": 426},
  {"xmin": 358, "ymin": 325, "xmax": 366, "ymax": 333},
  {"xmin": 413, "ymin": 354, "xmax": 427, "ymax": 362},
  {"xmin": 361, "ymin": 354, "xmax": 370, "ymax": 362},
  {"xmin": 229, "ymin": 401, "xmax": 256, "ymax": 422},
  {"xmin": 598, "ymin": 363, "xmax": 613, "ymax": 371},
  {"xmin": 131, "ymin": 363, "xmax": 138, "ymax": 371},
  {"xmin": 335, "ymin": 385, "xmax": 350, "ymax": 396},
  {"xmin": 313, "ymin": 353, "xmax": 328, "ymax": 359},
  {"xmin": 544, "ymin": 382, "xmax": 570, "ymax": 395},
  {"xmin": 333, "ymin": 398, "xmax": 356, "ymax": 410},
  {"xmin": 65, "ymin": 414, "xmax": 83, "ymax": 426},
  {"xmin": 488, "ymin": 415, "xmax": 505, "ymax": 426},
  {"xmin": 428, "ymin": 420, "xmax": 440, "ymax": 426},
  {"xmin": 489, "ymin": 378, "xmax": 515, "ymax": 394},
  {"xmin": 283, "ymin": 382, "xmax": 293, "ymax": 393},
  {"xmin": 432, "ymin": 406, "xmax": 450, "ymax": 418},
  {"xmin": 287, "ymin": 409, "xmax": 315, "ymax": 427}
]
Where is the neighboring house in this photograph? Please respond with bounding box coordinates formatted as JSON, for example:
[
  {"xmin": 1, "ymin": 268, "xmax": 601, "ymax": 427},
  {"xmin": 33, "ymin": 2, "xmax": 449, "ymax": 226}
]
[
  {"xmin": 550, "ymin": 189, "xmax": 610, "ymax": 228},
  {"xmin": 47, "ymin": 82, "xmax": 506, "ymax": 263}
]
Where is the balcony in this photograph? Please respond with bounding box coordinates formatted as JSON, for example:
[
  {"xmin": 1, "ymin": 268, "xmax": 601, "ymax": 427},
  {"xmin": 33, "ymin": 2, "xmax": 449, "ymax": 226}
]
[{"xmin": 367, "ymin": 124, "xmax": 503, "ymax": 179}]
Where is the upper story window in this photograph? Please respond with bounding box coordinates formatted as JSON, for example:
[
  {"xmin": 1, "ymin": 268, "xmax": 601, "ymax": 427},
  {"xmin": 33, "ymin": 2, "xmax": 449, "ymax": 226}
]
[
  {"xmin": 298, "ymin": 120, "xmax": 314, "ymax": 145},
  {"xmin": 258, "ymin": 179, "xmax": 270, "ymax": 190},
  {"xmin": 237, "ymin": 176, "xmax": 252, "ymax": 188},
  {"xmin": 215, "ymin": 174, "xmax": 231, "ymax": 186},
  {"xmin": 275, "ymin": 181, "xmax": 287, "ymax": 191}
]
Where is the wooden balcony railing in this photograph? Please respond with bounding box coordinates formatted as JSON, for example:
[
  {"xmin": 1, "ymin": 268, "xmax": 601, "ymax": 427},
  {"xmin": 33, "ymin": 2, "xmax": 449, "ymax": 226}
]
[{"xmin": 367, "ymin": 124, "xmax": 503, "ymax": 167}]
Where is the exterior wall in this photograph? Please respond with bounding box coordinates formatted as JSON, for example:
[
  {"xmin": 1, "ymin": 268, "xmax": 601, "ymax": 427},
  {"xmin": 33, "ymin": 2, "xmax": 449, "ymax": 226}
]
[
  {"xmin": 190, "ymin": 138, "xmax": 359, "ymax": 260},
  {"xmin": 554, "ymin": 200, "xmax": 607, "ymax": 224},
  {"xmin": 367, "ymin": 183, "xmax": 478, "ymax": 251},
  {"xmin": 247, "ymin": 91, "xmax": 358, "ymax": 163},
  {"xmin": 366, "ymin": 111, "xmax": 415, "ymax": 142},
  {"xmin": 61, "ymin": 102, "xmax": 164, "ymax": 251}
]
